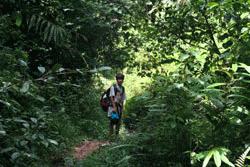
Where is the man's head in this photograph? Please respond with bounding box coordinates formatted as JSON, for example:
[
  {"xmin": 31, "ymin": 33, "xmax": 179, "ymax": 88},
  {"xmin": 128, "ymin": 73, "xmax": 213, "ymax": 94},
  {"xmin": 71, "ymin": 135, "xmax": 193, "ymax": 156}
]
[{"xmin": 116, "ymin": 73, "xmax": 124, "ymax": 85}]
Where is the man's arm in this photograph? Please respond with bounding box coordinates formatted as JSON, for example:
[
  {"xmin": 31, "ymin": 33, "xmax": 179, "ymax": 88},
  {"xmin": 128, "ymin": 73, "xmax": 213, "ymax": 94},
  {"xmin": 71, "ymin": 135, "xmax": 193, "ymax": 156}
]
[{"xmin": 109, "ymin": 86, "xmax": 117, "ymax": 112}]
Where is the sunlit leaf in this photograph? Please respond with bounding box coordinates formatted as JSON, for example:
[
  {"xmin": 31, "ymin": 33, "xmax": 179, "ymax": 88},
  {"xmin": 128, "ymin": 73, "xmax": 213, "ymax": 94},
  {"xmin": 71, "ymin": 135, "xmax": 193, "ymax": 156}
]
[
  {"xmin": 0, "ymin": 130, "xmax": 6, "ymax": 135},
  {"xmin": 20, "ymin": 81, "xmax": 30, "ymax": 93},
  {"xmin": 221, "ymin": 155, "xmax": 235, "ymax": 167},
  {"xmin": 232, "ymin": 64, "xmax": 238, "ymax": 72},
  {"xmin": 202, "ymin": 152, "xmax": 213, "ymax": 167},
  {"xmin": 213, "ymin": 150, "xmax": 221, "ymax": 167},
  {"xmin": 207, "ymin": 83, "xmax": 226, "ymax": 89},
  {"xmin": 207, "ymin": 2, "xmax": 219, "ymax": 8},
  {"xmin": 38, "ymin": 66, "xmax": 46, "ymax": 74},
  {"xmin": 19, "ymin": 59, "xmax": 27, "ymax": 66},
  {"xmin": 30, "ymin": 117, "xmax": 37, "ymax": 124},
  {"xmin": 0, "ymin": 100, "xmax": 11, "ymax": 107},
  {"xmin": 48, "ymin": 139, "xmax": 58, "ymax": 145},
  {"xmin": 239, "ymin": 63, "xmax": 250, "ymax": 73}
]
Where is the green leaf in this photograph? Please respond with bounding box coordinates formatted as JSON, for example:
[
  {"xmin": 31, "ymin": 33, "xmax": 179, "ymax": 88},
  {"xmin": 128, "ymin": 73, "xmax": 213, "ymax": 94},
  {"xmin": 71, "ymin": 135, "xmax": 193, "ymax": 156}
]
[
  {"xmin": 207, "ymin": 2, "xmax": 219, "ymax": 8},
  {"xmin": 227, "ymin": 94, "xmax": 250, "ymax": 100},
  {"xmin": 28, "ymin": 15, "xmax": 36, "ymax": 30},
  {"xmin": 207, "ymin": 83, "xmax": 226, "ymax": 89},
  {"xmin": 242, "ymin": 79, "xmax": 250, "ymax": 84},
  {"xmin": 44, "ymin": 22, "xmax": 51, "ymax": 41},
  {"xmin": 51, "ymin": 64, "xmax": 62, "ymax": 72},
  {"xmin": 0, "ymin": 130, "xmax": 6, "ymax": 135},
  {"xmin": 179, "ymin": 54, "xmax": 189, "ymax": 61},
  {"xmin": 240, "ymin": 12, "xmax": 249, "ymax": 19},
  {"xmin": 203, "ymin": 152, "xmax": 213, "ymax": 167},
  {"xmin": 170, "ymin": 122, "xmax": 176, "ymax": 128},
  {"xmin": 39, "ymin": 134, "xmax": 44, "ymax": 140},
  {"xmin": 48, "ymin": 24, "xmax": 55, "ymax": 42},
  {"xmin": 221, "ymin": 155, "xmax": 235, "ymax": 167},
  {"xmin": 14, "ymin": 118, "xmax": 27, "ymax": 123},
  {"xmin": 38, "ymin": 66, "xmax": 46, "ymax": 74},
  {"xmin": 22, "ymin": 123, "xmax": 30, "ymax": 128},
  {"xmin": 16, "ymin": 12, "xmax": 22, "ymax": 27},
  {"xmin": 30, "ymin": 117, "xmax": 37, "ymax": 124},
  {"xmin": 48, "ymin": 139, "xmax": 58, "ymax": 145},
  {"xmin": 20, "ymin": 81, "xmax": 30, "ymax": 93},
  {"xmin": 11, "ymin": 152, "xmax": 20, "ymax": 160},
  {"xmin": 35, "ymin": 95, "xmax": 45, "ymax": 102},
  {"xmin": 232, "ymin": 64, "xmax": 238, "ymax": 72},
  {"xmin": 42, "ymin": 140, "xmax": 49, "ymax": 147},
  {"xmin": 35, "ymin": 16, "xmax": 42, "ymax": 32},
  {"xmin": 32, "ymin": 134, "xmax": 37, "ymax": 140},
  {"xmin": 213, "ymin": 150, "xmax": 222, "ymax": 167},
  {"xmin": 20, "ymin": 140, "xmax": 28, "ymax": 146},
  {"xmin": 19, "ymin": 59, "xmax": 27, "ymax": 67},
  {"xmin": 239, "ymin": 63, "xmax": 250, "ymax": 73},
  {"xmin": 0, "ymin": 99, "xmax": 11, "ymax": 107}
]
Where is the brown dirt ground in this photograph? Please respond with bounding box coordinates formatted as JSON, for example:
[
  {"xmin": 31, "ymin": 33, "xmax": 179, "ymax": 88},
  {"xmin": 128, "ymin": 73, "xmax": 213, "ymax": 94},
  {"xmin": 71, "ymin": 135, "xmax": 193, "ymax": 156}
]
[{"xmin": 73, "ymin": 140, "xmax": 110, "ymax": 160}]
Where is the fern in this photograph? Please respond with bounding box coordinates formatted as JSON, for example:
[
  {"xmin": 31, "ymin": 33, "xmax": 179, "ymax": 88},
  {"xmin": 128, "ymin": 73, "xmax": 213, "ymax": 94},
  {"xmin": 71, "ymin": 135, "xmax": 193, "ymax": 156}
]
[
  {"xmin": 27, "ymin": 15, "xmax": 67, "ymax": 44},
  {"xmin": 235, "ymin": 147, "xmax": 250, "ymax": 167}
]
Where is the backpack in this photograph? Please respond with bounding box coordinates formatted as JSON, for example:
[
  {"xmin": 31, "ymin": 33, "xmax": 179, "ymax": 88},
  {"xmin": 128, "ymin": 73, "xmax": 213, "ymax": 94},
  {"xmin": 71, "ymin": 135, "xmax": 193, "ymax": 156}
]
[{"xmin": 100, "ymin": 84, "xmax": 125, "ymax": 112}]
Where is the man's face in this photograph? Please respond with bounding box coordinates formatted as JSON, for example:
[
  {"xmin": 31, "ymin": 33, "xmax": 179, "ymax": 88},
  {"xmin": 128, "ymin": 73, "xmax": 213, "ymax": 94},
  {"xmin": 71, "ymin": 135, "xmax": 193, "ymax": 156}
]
[{"xmin": 117, "ymin": 79, "xmax": 124, "ymax": 85}]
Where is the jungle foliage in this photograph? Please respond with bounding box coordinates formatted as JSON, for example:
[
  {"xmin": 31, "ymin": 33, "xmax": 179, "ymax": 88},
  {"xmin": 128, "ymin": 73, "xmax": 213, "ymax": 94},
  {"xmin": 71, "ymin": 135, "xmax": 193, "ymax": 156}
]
[
  {"xmin": 0, "ymin": 0, "xmax": 125, "ymax": 166},
  {"xmin": 84, "ymin": 0, "xmax": 250, "ymax": 167},
  {"xmin": 0, "ymin": 0, "xmax": 250, "ymax": 167}
]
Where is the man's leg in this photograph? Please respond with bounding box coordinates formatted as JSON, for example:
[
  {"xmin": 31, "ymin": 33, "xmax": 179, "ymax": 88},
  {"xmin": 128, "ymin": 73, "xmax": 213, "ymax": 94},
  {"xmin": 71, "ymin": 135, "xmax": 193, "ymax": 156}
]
[
  {"xmin": 115, "ymin": 107, "xmax": 123, "ymax": 135},
  {"xmin": 109, "ymin": 118, "xmax": 114, "ymax": 135},
  {"xmin": 115, "ymin": 119, "xmax": 121, "ymax": 135}
]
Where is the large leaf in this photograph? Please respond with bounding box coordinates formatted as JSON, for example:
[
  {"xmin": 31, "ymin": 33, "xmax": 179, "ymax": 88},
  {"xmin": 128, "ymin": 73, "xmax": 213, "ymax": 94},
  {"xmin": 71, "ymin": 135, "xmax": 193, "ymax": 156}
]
[
  {"xmin": 202, "ymin": 152, "xmax": 213, "ymax": 167},
  {"xmin": 239, "ymin": 63, "xmax": 250, "ymax": 73},
  {"xmin": 221, "ymin": 155, "xmax": 235, "ymax": 167},
  {"xmin": 20, "ymin": 81, "xmax": 30, "ymax": 93},
  {"xmin": 213, "ymin": 150, "xmax": 222, "ymax": 167},
  {"xmin": 38, "ymin": 66, "xmax": 46, "ymax": 74}
]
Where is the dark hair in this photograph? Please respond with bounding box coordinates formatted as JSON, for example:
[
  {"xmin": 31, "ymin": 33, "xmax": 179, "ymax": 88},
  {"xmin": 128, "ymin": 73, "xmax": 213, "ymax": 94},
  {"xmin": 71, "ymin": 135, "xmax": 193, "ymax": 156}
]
[{"xmin": 116, "ymin": 73, "xmax": 125, "ymax": 80}]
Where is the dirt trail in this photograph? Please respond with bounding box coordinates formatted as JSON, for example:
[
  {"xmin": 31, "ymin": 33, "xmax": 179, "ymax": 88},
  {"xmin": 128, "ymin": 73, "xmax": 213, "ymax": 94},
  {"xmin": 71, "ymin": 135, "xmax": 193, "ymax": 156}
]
[{"xmin": 73, "ymin": 140, "xmax": 110, "ymax": 160}]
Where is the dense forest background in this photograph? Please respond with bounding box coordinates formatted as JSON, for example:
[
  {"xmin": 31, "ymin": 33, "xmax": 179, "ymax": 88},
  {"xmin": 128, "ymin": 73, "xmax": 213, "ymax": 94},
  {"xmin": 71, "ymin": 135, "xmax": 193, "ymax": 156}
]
[{"xmin": 0, "ymin": 0, "xmax": 250, "ymax": 166}]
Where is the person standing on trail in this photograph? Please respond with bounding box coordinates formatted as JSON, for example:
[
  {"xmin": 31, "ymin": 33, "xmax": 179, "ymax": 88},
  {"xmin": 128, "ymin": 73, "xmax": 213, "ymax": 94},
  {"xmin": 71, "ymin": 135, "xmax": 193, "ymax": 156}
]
[{"xmin": 108, "ymin": 73, "xmax": 126, "ymax": 135}]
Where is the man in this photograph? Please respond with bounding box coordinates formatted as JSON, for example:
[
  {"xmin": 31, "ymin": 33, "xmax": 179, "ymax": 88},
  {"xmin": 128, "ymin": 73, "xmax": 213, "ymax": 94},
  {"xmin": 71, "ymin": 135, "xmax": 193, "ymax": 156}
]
[{"xmin": 108, "ymin": 73, "xmax": 126, "ymax": 135}]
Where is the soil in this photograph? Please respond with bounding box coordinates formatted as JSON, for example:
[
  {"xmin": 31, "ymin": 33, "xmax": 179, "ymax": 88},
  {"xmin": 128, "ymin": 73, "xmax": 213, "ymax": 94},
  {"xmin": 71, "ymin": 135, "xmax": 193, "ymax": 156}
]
[{"xmin": 73, "ymin": 140, "xmax": 110, "ymax": 160}]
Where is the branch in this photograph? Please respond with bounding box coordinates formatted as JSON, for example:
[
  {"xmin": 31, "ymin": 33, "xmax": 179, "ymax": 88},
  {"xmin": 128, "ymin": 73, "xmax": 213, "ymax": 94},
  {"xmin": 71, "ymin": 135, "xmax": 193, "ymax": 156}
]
[{"xmin": 201, "ymin": 7, "xmax": 221, "ymax": 56}]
